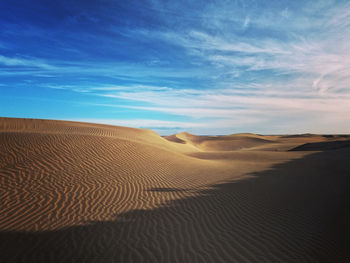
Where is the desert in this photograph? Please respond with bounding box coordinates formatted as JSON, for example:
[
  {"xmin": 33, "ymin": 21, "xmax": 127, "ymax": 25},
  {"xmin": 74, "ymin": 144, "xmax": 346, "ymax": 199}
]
[{"xmin": 0, "ymin": 117, "xmax": 349, "ymax": 262}]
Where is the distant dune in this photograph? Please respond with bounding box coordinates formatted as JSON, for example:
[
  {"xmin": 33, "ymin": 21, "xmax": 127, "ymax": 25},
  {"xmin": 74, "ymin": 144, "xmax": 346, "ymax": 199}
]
[
  {"xmin": 0, "ymin": 117, "xmax": 349, "ymax": 263},
  {"xmin": 166, "ymin": 132, "xmax": 275, "ymax": 151},
  {"xmin": 290, "ymin": 140, "xmax": 350, "ymax": 151}
]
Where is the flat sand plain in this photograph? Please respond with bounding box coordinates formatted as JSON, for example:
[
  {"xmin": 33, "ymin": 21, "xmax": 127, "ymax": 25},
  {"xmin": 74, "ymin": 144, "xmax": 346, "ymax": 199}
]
[{"xmin": 0, "ymin": 117, "xmax": 349, "ymax": 262}]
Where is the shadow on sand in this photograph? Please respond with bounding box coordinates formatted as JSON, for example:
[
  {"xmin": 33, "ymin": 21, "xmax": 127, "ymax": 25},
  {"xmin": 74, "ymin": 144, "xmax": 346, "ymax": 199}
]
[{"xmin": 1, "ymin": 149, "xmax": 349, "ymax": 263}]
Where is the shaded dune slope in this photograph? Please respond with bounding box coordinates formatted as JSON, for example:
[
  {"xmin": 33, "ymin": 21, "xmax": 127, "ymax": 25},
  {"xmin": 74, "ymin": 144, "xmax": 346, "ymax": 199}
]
[
  {"xmin": 1, "ymin": 117, "xmax": 349, "ymax": 262},
  {"xmin": 290, "ymin": 140, "xmax": 350, "ymax": 151}
]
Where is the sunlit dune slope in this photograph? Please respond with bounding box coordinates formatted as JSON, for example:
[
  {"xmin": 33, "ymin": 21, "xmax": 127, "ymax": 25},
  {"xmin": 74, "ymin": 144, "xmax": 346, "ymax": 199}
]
[
  {"xmin": 1, "ymin": 118, "xmax": 231, "ymax": 231},
  {"xmin": 0, "ymin": 117, "xmax": 196, "ymax": 154}
]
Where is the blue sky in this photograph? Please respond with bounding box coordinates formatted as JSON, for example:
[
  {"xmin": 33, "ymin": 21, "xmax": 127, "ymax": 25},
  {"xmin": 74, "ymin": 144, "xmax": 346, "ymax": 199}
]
[{"xmin": 1, "ymin": 0, "xmax": 350, "ymax": 134}]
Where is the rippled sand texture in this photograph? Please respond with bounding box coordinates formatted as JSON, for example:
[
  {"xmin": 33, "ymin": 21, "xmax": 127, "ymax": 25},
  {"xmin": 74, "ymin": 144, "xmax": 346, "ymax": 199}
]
[{"xmin": 0, "ymin": 117, "xmax": 349, "ymax": 262}]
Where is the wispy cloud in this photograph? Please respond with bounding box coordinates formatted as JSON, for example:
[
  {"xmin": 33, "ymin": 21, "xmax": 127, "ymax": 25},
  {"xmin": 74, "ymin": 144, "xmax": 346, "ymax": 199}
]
[
  {"xmin": 76, "ymin": 81, "xmax": 350, "ymax": 134},
  {"xmin": 0, "ymin": 55, "xmax": 54, "ymax": 69}
]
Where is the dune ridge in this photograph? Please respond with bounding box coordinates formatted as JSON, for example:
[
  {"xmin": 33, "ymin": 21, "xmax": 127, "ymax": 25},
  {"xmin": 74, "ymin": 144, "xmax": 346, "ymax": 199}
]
[
  {"xmin": 0, "ymin": 117, "xmax": 349, "ymax": 262},
  {"xmin": 290, "ymin": 140, "xmax": 350, "ymax": 151}
]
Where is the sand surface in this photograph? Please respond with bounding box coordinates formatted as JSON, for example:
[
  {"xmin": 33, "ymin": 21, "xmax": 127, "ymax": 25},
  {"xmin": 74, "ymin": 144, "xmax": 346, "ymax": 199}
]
[{"xmin": 0, "ymin": 117, "xmax": 349, "ymax": 262}]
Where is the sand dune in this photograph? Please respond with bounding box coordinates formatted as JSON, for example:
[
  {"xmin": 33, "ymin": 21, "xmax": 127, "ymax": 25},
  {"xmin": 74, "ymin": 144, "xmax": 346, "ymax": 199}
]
[
  {"xmin": 290, "ymin": 140, "xmax": 350, "ymax": 151},
  {"xmin": 168, "ymin": 132, "xmax": 275, "ymax": 151},
  {"xmin": 0, "ymin": 117, "xmax": 349, "ymax": 262}
]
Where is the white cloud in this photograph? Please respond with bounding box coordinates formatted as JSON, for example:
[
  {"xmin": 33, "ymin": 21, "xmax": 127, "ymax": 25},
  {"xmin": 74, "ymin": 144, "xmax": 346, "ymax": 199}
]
[
  {"xmin": 243, "ymin": 16, "xmax": 250, "ymax": 29},
  {"xmin": 90, "ymin": 85, "xmax": 171, "ymax": 91},
  {"xmin": 90, "ymin": 82, "xmax": 350, "ymax": 134},
  {"xmin": 0, "ymin": 55, "xmax": 54, "ymax": 69}
]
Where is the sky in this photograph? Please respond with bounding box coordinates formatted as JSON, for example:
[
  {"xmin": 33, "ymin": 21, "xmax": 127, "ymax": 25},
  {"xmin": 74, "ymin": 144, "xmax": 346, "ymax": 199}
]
[{"xmin": 1, "ymin": 0, "xmax": 350, "ymax": 135}]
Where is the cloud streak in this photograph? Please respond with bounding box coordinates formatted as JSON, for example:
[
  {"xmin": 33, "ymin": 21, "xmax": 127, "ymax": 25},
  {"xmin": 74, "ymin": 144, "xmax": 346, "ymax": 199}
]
[{"xmin": 0, "ymin": 55, "xmax": 54, "ymax": 69}]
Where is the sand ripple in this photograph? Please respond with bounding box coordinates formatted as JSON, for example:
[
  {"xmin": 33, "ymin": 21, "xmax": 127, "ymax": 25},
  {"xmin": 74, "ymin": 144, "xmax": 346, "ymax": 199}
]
[{"xmin": 0, "ymin": 118, "xmax": 349, "ymax": 262}]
